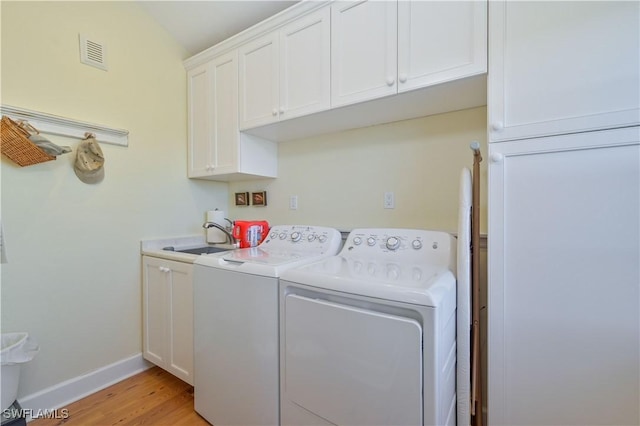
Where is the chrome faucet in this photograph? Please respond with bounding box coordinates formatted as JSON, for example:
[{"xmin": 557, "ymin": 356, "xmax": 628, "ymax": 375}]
[{"xmin": 203, "ymin": 221, "xmax": 238, "ymax": 246}]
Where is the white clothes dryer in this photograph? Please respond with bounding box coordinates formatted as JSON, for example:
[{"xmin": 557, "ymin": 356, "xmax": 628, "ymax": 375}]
[
  {"xmin": 193, "ymin": 225, "xmax": 342, "ymax": 426},
  {"xmin": 279, "ymin": 228, "xmax": 463, "ymax": 426}
]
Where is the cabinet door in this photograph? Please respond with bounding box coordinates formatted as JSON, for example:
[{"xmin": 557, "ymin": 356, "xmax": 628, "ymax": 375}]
[
  {"xmin": 331, "ymin": 0, "xmax": 397, "ymax": 107},
  {"xmin": 279, "ymin": 7, "xmax": 331, "ymax": 120},
  {"xmin": 489, "ymin": 1, "xmax": 640, "ymax": 142},
  {"xmin": 239, "ymin": 32, "xmax": 279, "ymax": 129},
  {"xmin": 142, "ymin": 256, "xmax": 194, "ymax": 385},
  {"xmin": 488, "ymin": 127, "xmax": 640, "ymax": 425},
  {"xmin": 142, "ymin": 257, "xmax": 170, "ymax": 367},
  {"xmin": 397, "ymin": 0, "xmax": 486, "ymax": 92},
  {"xmin": 210, "ymin": 51, "xmax": 239, "ymax": 176},
  {"xmin": 187, "ymin": 63, "xmax": 214, "ymax": 177},
  {"xmin": 166, "ymin": 260, "xmax": 194, "ymax": 385}
]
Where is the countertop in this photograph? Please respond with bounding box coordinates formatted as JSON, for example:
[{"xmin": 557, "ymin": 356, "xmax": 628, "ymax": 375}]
[{"xmin": 140, "ymin": 235, "xmax": 236, "ymax": 263}]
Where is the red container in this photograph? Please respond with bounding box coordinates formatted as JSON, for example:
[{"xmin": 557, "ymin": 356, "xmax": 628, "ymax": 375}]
[{"xmin": 232, "ymin": 220, "xmax": 269, "ymax": 248}]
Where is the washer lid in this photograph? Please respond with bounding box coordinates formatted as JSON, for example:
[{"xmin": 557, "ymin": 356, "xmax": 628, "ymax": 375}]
[
  {"xmin": 221, "ymin": 247, "xmax": 305, "ymax": 265},
  {"xmin": 195, "ymin": 247, "xmax": 337, "ymax": 278},
  {"xmin": 194, "ymin": 224, "xmax": 344, "ymax": 277},
  {"xmin": 280, "ymin": 255, "xmax": 456, "ymax": 306}
]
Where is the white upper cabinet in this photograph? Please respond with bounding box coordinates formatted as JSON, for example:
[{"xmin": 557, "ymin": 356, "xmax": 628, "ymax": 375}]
[
  {"xmin": 210, "ymin": 51, "xmax": 239, "ymax": 176},
  {"xmin": 331, "ymin": 0, "xmax": 398, "ymax": 108},
  {"xmin": 280, "ymin": 7, "xmax": 331, "ymax": 121},
  {"xmin": 239, "ymin": 33, "xmax": 279, "ymax": 129},
  {"xmin": 488, "ymin": 1, "xmax": 640, "ymax": 143},
  {"xmin": 187, "ymin": 63, "xmax": 213, "ymax": 177},
  {"xmin": 397, "ymin": 0, "xmax": 486, "ymax": 92},
  {"xmin": 240, "ymin": 8, "xmax": 331, "ymax": 129},
  {"xmin": 188, "ymin": 50, "xmax": 277, "ymax": 180},
  {"xmin": 186, "ymin": 0, "xmax": 488, "ymax": 142},
  {"xmin": 188, "ymin": 51, "xmax": 239, "ymax": 178}
]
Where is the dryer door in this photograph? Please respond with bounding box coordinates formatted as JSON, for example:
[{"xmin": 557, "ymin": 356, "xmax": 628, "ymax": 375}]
[{"xmin": 284, "ymin": 294, "xmax": 423, "ymax": 426}]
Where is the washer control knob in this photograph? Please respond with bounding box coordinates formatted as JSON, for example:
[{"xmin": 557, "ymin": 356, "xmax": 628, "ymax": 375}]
[
  {"xmin": 367, "ymin": 237, "xmax": 376, "ymax": 246},
  {"xmin": 291, "ymin": 231, "xmax": 302, "ymax": 242},
  {"xmin": 279, "ymin": 232, "xmax": 287, "ymax": 240},
  {"xmin": 270, "ymin": 232, "xmax": 278, "ymax": 239},
  {"xmin": 307, "ymin": 234, "xmax": 317, "ymax": 242},
  {"xmin": 353, "ymin": 237, "xmax": 363, "ymax": 245},
  {"xmin": 411, "ymin": 239, "xmax": 423, "ymax": 250},
  {"xmin": 318, "ymin": 235, "xmax": 327, "ymax": 243},
  {"xmin": 386, "ymin": 237, "xmax": 401, "ymax": 250}
]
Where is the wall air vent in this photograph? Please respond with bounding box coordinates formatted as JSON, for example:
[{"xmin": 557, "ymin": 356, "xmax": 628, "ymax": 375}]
[{"xmin": 79, "ymin": 34, "xmax": 108, "ymax": 71}]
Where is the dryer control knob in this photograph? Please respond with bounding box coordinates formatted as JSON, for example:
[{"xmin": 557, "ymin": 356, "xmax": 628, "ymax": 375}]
[
  {"xmin": 307, "ymin": 234, "xmax": 317, "ymax": 242},
  {"xmin": 386, "ymin": 237, "xmax": 401, "ymax": 250},
  {"xmin": 411, "ymin": 239, "xmax": 423, "ymax": 250},
  {"xmin": 291, "ymin": 231, "xmax": 301, "ymax": 242},
  {"xmin": 353, "ymin": 237, "xmax": 362, "ymax": 245},
  {"xmin": 318, "ymin": 235, "xmax": 327, "ymax": 243},
  {"xmin": 367, "ymin": 237, "xmax": 377, "ymax": 246},
  {"xmin": 270, "ymin": 232, "xmax": 278, "ymax": 239},
  {"xmin": 279, "ymin": 232, "xmax": 287, "ymax": 240}
]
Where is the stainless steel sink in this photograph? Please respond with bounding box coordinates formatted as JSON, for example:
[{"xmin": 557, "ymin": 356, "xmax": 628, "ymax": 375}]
[{"xmin": 163, "ymin": 246, "xmax": 230, "ymax": 255}]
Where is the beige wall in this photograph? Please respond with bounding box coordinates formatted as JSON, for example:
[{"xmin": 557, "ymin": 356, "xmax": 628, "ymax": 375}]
[
  {"xmin": 1, "ymin": 1, "xmax": 227, "ymax": 397},
  {"xmin": 229, "ymin": 106, "xmax": 488, "ymax": 234}
]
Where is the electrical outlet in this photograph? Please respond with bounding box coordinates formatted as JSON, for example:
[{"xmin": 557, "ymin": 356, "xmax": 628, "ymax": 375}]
[
  {"xmin": 384, "ymin": 192, "xmax": 395, "ymax": 209},
  {"xmin": 289, "ymin": 195, "xmax": 298, "ymax": 210}
]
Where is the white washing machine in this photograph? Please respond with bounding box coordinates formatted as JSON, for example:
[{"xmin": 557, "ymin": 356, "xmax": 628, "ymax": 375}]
[
  {"xmin": 279, "ymin": 228, "xmax": 466, "ymax": 426},
  {"xmin": 193, "ymin": 225, "xmax": 342, "ymax": 426}
]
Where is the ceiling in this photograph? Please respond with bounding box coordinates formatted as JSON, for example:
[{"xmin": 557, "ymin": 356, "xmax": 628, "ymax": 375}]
[{"xmin": 138, "ymin": 1, "xmax": 299, "ymax": 56}]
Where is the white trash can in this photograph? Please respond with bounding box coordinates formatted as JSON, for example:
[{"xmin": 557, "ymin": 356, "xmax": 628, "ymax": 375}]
[{"xmin": 1, "ymin": 333, "xmax": 39, "ymax": 410}]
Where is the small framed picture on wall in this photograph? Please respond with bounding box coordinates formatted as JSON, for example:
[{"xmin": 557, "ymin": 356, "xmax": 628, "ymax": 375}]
[
  {"xmin": 235, "ymin": 192, "xmax": 249, "ymax": 206},
  {"xmin": 252, "ymin": 191, "xmax": 267, "ymax": 206}
]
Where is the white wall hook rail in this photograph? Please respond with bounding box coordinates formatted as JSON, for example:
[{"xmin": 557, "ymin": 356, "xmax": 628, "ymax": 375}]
[{"xmin": 0, "ymin": 104, "xmax": 129, "ymax": 147}]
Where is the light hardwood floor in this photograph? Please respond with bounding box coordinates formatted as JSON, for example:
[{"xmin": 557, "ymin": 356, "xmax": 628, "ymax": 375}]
[{"xmin": 30, "ymin": 367, "xmax": 210, "ymax": 426}]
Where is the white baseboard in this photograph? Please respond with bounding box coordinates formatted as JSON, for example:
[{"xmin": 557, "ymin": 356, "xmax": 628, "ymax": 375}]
[{"xmin": 19, "ymin": 353, "xmax": 153, "ymax": 421}]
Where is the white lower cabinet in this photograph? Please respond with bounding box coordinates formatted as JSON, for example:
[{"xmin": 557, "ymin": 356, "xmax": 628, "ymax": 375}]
[
  {"xmin": 488, "ymin": 127, "xmax": 640, "ymax": 425},
  {"xmin": 142, "ymin": 255, "xmax": 194, "ymax": 385}
]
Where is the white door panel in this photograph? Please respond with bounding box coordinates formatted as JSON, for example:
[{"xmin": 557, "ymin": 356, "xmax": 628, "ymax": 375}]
[{"xmin": 488, "ymin": 128, "xmax": 640, "ymax": 425}]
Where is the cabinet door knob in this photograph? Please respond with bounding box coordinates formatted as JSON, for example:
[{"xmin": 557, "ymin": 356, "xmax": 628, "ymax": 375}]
[
  {"xmin": 272, "ymin": 109, "xmax": 278, "ymax": 116},
  {"xmin": 159, "ymin": 266, "xmax": 170, "ymax": 273},
  {"xmin": 398, "ymin": 73, "xmax": 407, "ymax": 83},
  {"xmin": 491, "ymin": 121, "xmax": 504, "ymax": 132},
  {"xmin": 280, "ymin": 107, "xmax": 285, "ymax": 114},
  {"xmin": 490, "ymin": 153, "xmax": 504, "ymax": 164},
  {"xmin": 386, "ymin": 77, "xmax": 395, "ymax": 86}
]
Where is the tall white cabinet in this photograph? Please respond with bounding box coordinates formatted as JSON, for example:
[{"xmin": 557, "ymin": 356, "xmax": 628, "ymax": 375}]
[{"xmin": 488, "ymin": 2, "xmax": 640, "ymax": 425}]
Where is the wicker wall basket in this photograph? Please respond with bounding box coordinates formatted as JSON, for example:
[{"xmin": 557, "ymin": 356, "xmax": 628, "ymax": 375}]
[{"xmin": 1, "ymin": 116, "xmax": 55, "ymax": 166}]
